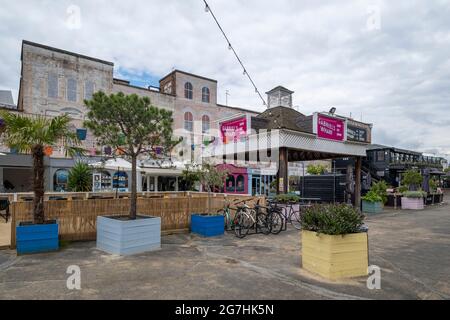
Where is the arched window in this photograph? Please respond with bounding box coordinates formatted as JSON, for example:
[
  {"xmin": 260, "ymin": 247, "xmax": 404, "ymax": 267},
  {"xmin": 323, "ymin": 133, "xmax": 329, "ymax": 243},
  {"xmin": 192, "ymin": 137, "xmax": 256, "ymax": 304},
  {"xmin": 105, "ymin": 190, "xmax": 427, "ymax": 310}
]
[
  {"xmin": 184, "ymin": 82, "xmax": 193, "ymax": 99},
  {"xmin": 184, "ymin": 112, "xmax": 193, "ymax": 132},
  {"xmin": 53, "ymin": 169, "xmax": 69, "ymax": 192},
  {"xmin": 202, "ymin": 87, "xmax": 210, "ymax": 103},
  {"xmin": 202, "ymin": 115, "xmax": 210, "ymax": 133},
  {"xmin": 67, "ymin": 78, "xmax": 77, "ymax": 102},
  {"xmin": 236, "ymin": 175, "xmax": 245, "ymax": 193},
  {"xmin": 226, "ymin": 175, "xmax": 236, "ymax": 193}
]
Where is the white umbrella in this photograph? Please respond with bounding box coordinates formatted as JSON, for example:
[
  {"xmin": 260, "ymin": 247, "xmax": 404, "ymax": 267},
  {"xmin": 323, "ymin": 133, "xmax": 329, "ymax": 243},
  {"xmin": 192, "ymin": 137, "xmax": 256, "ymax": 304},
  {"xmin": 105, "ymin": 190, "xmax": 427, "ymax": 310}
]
[{"xmin": 89, "ymin": 158, "xmax": 142, "ymax": 171}]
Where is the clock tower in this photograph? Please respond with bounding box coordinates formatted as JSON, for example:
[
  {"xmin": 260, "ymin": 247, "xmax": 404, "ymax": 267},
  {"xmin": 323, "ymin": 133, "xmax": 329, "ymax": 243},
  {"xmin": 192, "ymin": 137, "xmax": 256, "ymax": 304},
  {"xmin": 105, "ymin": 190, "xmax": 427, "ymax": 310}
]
[{"xmin": 266, "ymin": 86, "xmax": 294, "ymax": 109}]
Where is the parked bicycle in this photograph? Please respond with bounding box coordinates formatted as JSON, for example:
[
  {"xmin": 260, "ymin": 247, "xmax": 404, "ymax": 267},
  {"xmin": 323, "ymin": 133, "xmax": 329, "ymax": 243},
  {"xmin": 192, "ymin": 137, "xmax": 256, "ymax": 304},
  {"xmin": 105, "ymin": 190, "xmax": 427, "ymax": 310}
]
[
  {"xmin": 232, "ymin": 199, "xmax": 273, "ymax": 238},
  {"xmin": 217, "ymin": 198, "xmax": 247, "ymax": 231},
  {"xmin": 267, "ymin": 198, "xmax": 311, "ymax": 230}
]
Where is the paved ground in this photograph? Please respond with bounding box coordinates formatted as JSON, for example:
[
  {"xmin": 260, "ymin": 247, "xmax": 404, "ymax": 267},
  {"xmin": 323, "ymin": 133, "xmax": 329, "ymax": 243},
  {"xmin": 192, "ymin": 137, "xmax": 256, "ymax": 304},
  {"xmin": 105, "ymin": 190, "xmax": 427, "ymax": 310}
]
[
  {"xmin": 0, "ymin": 220, "xmax": 10, "ymax": 248},
  {"xmin": 0, "ymin": 202, "xmax": 449, "ymax": 300}
]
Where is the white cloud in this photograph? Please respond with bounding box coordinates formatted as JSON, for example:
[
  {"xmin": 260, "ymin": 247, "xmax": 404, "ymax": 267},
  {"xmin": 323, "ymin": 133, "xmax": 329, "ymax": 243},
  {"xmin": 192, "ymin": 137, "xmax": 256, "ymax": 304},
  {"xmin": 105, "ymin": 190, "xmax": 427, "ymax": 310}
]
[{"xmin": 0, "ymin": 0, "xmax": 449, "ymax": 159}]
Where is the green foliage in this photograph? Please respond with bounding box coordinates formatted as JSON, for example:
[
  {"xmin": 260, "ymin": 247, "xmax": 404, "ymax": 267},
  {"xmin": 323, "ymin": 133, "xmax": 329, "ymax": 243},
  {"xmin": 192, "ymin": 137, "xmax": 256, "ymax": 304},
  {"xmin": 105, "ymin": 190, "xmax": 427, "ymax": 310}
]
[
  {"xmin": 429, "ymin": 178, "xmax": 439, "ymax": 193},
  {"xmin": 444, "ymin": 167, "xmax": 450, "ymax": 173},
  {"xmin": 300, "ymin": 204, "xmax": 365, "ymax": 235},
  {"xmin": 183, "ymin": 163, "xmax": 228, "ymax": 193},
  {"xmin": 0, "ymin": 112, "xmax": 82, "ymax": 156},
  {"xmin": 274, "ymin": 194, "xmax": 300, "ymax": 203},
  {"xmin": 402, "ymin": 191, "xmax": 426, "ymax": 198},
  {"xmin": 68, "ymin": 162, "xmax": 92, "ymax": 192},
  {"xmin": 402, "ymin": 170, "xmax": 423, "ymax": 190},
  {"xmin": 370, "ymin": 180, "xmax": 388, "ymax": 204},
  {"xmin": 84, "ymin": 92, "xmax": 180, "ymax": 158},
  {"xmin": 362, "ymin": 190, "xmax": 383, "ymax": 203},
  {"xmin": 306, "ymin": 164, "xmax": 327, "ymax": 175},
  {"xmin": 84, "ymin": 92, "xmax": 180, "ymax": 219},
  {"xmin": 398, "ymin": 185, "xmax": 408, "ymax": 193}
]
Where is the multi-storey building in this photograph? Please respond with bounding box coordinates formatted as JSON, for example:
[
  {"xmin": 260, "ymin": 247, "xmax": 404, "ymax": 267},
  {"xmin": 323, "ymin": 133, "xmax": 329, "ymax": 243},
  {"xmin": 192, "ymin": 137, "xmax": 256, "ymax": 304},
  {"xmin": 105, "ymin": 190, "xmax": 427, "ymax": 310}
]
[{"xmin": 0, "ymin": 40, "xmax": 258, "ymax": 193}]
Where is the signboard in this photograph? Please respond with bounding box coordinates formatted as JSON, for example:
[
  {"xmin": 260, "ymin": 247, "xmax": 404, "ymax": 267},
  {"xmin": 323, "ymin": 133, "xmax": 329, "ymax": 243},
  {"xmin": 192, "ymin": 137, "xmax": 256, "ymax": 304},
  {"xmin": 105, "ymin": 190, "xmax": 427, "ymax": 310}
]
[
  {"xmin": 220, "ymin": 116, "xmax": 247, "ymax": 144},
  {"xmin": 347, "ymin": 119, "xmax": 371, "ymax": 143},
  {"xmin": 316, "ymin": 114, "xmax": 345, "ymax": 141}
]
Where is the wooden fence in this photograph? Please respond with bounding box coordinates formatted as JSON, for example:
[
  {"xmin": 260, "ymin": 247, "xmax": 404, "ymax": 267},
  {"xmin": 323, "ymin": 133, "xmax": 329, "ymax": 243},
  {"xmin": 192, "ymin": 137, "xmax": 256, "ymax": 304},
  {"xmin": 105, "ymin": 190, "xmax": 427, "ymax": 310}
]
[{"xmin": 9, "ymin": 193, "xmax": 263, "ymax": 248}]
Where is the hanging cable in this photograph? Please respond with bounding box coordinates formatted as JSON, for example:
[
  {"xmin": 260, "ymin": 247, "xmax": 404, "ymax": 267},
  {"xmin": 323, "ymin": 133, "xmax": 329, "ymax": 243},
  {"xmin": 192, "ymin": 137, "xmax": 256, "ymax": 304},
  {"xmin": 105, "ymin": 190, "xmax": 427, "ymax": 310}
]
[{"xmin": 202, "ymin": 0, "xmax": 267, "ymax": 106}]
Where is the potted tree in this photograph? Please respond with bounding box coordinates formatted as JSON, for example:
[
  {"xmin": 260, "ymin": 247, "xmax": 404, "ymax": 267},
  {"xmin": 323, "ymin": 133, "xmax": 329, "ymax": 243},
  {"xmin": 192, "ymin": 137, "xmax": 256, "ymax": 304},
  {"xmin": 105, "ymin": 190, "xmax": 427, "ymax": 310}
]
[
  {"xmin": 68, "ymin": 162, "xmax": 92, "ymax": 192},
  {"xmin": 300, "ymin": 204, "xmax": 367, "ymax": 280},
  {"xmin": 183, "ymin": 163, "xmax": 229, "ymax": 237},
  {"xmin": 84, "ymin": 92, "xmax": 180, "ymax": 255},
  {"xmin": 401, "ymin": 170, "xmax": 425, "ymax": 210},
  {"xmin": 0, "ymin": 112, "xmax": 81, "ymax": 254},
  {"xmin": 362, "ymin": 181, "xmax": 387, "ymax": 214}
]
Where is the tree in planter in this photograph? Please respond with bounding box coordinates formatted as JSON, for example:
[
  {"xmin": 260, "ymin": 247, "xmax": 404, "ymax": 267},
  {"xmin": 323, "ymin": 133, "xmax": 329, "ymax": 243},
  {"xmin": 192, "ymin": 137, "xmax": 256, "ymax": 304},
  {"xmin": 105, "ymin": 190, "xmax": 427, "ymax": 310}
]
[
  {"xmin": 370, "ymin": 180, "xmax": 388, "ymax": 204},
  {"xmin": 68, "ymin": 162, "xmax": 92, "ymax": 192},
  {"xmin": 0, "ymin": 112, "xmax": 81, "ymax": 224},
  {"xmin": 183, "ymin": 163, "xmax": 228, "ymax": 214},
  {"xmin": 307, "ymin": 164, "xmax": 327, "ymax": 175},
  {"xmin": 84, "ymin": 92, "xmax": 180, "ymax": 219},
  {"xmin": 401, "ymin": 169, "xmax": 423, "ymax": 191}
]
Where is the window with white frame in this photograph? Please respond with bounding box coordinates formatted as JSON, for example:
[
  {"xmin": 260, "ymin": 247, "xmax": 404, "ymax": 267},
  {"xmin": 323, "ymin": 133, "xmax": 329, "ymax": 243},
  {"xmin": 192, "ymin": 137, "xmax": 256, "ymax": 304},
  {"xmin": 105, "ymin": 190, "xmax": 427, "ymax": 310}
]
[
  {"xmin": 184, "ymin": 112, "xmax": 194, "ymax": 132},
  {"xmin": 67, "ymin": 78, "xmax": 77, "ymax": 102},
  {"xmin": 202, "ymin": 115, "xmax": 210, "ymax": 133},
  {"xmin": 85, "ymin": 81, "xmax": 94, "ymax": 100},
  {"xmin": 48, "ymin": 73, "xmax": 58, "ymax": 98},
  {"xmin": 184, "ymin": 82, "xmax": 193, "ymax": 99},
  {"xmin": 202, "ymin": 87, "xmax": 210, "ymax": 103}
]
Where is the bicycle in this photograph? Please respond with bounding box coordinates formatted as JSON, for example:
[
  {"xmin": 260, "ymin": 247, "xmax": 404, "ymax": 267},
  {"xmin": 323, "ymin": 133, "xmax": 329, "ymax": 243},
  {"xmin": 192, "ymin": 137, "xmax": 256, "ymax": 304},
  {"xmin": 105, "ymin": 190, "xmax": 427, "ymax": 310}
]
[
  {"xmin": 267, "ymin": 199, "xmax": 309, "ymax": 231},
  {"xmin": 253, "ymin": 199, "xmax": 284, "ymax": 235},
  {"xmin": 217, "ymin": 198, "xmax": 246, "ymax": 231},
  {"xmin": 233, "ymin": 199, "xmax": 272, "ymax": 238}
]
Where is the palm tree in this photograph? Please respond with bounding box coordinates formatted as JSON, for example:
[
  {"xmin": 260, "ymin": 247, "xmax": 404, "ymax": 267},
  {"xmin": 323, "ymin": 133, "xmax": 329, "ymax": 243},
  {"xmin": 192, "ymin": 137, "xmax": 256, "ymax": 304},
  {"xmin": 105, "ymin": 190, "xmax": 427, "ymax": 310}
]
[{"xmin": 0, "ymin": 112, "xmax": 82, "ymax": 224}]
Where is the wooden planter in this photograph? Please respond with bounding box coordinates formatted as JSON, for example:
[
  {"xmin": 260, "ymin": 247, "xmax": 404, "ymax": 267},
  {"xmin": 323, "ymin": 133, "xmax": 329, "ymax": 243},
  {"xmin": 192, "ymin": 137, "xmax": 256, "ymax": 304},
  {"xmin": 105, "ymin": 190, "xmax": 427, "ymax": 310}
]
[
  {"xmin": 191, "ymin": 214, "xmax": 224, "ymax": 237},
  {"xmin": 97, "ymin": 215, "xmax": 161, "ymax": 255},
  {"xmin": 362, "ymin": 200, "xmax": 383, "ymax": 215},
  {"xmin": 16, "ymin": 221, "xmax": 59, "ymax": 254},
  {"xmin": 401, "ymin": 197, "xmax": 424, "ymax": 210},
  {"xmin": 301, "ymin": 230, "xmax": 368, "ymax": 280}
]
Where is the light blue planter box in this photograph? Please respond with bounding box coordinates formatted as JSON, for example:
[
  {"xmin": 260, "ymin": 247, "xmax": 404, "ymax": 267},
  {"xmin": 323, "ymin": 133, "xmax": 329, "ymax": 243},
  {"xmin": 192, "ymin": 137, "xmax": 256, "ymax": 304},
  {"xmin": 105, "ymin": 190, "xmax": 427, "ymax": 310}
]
[
  {"xmin": 16, "ymin": 222, "xmax": 59, "ymax": 254},
  {"xmin": 362, "ymin": 200, "xmax": 383, "ymax": 214},
  {"xmin": 97, "ymin": 215, "xmax": 161, "ymax": 255}
]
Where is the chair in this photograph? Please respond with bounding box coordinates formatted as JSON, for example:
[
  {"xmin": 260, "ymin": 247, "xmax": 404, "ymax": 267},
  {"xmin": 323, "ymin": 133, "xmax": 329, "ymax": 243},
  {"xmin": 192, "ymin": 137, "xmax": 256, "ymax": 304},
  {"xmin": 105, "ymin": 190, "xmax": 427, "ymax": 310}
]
[{"xmin": 0, "ymin": 199, "xmax": 10, "ymax": 223}]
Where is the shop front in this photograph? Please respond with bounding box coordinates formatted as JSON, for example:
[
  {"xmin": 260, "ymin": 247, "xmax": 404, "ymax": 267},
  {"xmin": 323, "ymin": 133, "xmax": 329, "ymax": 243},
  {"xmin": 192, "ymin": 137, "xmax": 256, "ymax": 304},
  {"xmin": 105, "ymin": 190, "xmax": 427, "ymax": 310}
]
[{"xmin": 216, "ymin": 164, "xmax": 248, "ymax": 195}]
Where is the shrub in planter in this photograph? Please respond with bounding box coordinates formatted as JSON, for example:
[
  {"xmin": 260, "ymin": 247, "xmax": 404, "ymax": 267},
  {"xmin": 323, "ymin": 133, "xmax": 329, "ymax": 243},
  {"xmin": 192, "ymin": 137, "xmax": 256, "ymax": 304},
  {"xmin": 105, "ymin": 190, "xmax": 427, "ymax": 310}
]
[
  {"xmin": 184, "ymin": 163, "xmax": 229, "ymax": 237},
  {"xmin": 300, "ymin": 204, "xmax": 368, "ymax": 280},
  {"xmin": 401, "ymin": 191, "xmax": 426, "ymax": 210},
  {"xmin": 85, "ymin": 92, "xmax": 180, "ymax": 255},
  {"xmin": 0, "ymin": 112, "xmax": 82, "ymax": 254},
  {"xmin": 362, "ymin": 191, "xmax": 383, "ymax": 214}
]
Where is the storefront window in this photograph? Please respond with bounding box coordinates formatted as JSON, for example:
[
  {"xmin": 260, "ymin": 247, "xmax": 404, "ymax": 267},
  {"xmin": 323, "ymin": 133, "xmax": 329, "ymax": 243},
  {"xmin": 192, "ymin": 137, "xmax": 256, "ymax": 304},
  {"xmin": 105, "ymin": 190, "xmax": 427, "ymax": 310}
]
[
  {"xmin": 236, "ymin": 175, "xmax": 245, "ymax": 193},
  {"xmin": 376, "ymin": 151, "xmax": 385, "ymax": 162},
  {"xmin": 93, "ymin": 171, "xmax": 112, "ymax": 192},
  {"xmin": 54, "ymin": 169, "xmax": 69, "ymax": 192},
  {"xmin": 226, "ymin": 175, "xmax": 236, "ymax": 193}
]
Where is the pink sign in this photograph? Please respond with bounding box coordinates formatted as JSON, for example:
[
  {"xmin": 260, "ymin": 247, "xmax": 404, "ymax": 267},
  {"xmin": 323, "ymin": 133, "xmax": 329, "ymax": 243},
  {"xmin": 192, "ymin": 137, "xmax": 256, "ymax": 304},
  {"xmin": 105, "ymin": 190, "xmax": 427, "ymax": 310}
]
[
  {"xmin": 317, "ymin": 114, "xmax": 345, "ymax": 141},
  {"xmin": 220, "ymin": 117, "xmax": 247, "ymax": 144}
]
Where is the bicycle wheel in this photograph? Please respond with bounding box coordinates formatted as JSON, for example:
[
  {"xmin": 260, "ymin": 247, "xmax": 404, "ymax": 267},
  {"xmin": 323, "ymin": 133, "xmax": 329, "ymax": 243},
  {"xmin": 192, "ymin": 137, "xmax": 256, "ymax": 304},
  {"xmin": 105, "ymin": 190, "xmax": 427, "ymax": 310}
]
[
  {"xmin": 234, "ymin": 210, "xmax": 251, "ymax": 238},
  {"xmin": 256, "ymin": 212, "xmax": 271, "ymax": 235},
  {"xmin": 269, "ymin": 210, "xmax": 284, "ymax": 234},
  {"xmin": 290, "ymin": 210, "xmax": 302, "ymax": 230},
  {"xmin": 217, "ymin": 209, "xmax": 231, "ymax": 231}
]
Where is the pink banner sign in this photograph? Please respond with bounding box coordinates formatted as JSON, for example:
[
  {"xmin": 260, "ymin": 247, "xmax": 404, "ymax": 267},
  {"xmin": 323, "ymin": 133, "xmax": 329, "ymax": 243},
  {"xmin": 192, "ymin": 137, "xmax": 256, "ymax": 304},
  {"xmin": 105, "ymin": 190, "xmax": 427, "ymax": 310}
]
[
  {"xmin": 220, "ymin": 117, "xmax": 247, "ymax": 144},
  {"xmin": 317, "ymin": 114, "xmax": 345, "ymax": 141}
]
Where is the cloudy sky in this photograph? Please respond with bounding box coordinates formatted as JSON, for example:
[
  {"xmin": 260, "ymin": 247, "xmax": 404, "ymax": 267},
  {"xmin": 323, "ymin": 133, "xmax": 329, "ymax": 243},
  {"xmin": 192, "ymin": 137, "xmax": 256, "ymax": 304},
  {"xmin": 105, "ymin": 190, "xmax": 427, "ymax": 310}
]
[{"xmin": 1, "ymin": 0, "xmax": 449, "ymax": 160}]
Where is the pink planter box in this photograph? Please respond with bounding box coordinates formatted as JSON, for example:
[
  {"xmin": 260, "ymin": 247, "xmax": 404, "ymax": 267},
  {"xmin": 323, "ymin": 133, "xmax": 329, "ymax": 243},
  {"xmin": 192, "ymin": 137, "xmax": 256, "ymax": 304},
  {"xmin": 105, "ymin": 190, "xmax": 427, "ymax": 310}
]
[{"xmin": 401, "ymin": 197, "xmax": 424, "ymax": 210}]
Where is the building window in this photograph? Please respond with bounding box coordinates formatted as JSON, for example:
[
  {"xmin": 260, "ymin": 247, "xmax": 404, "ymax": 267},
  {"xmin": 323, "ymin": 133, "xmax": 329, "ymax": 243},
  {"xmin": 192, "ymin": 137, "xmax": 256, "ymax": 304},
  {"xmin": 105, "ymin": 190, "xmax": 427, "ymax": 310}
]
[
  {"xmin": 67, "ymin": 78, "xmax": 77, "ymax": 102},
  {"xmin": 376, "ymin": 151, "xmax": 385, "ymax": 162},
  {"xmin": 48, "ymin": 73, "xmax": 58, "ymax": 98},
  {"xmin": 202, "ymin": 115, "xmax": 210, "ymax": 133},
  {"xmin": 184, "ymin": 112, "xmax": 193, "ymax": 132},
  {"xmin": 236, "ymin": 175, "xmax": 245, "ymax": 193},
  {"xmin": 184, "ymin": 82, "xmax": 193, "ymax": 99},
  {"xmin": 85, "ymin": 81, "xmax": 94, "ymax": 100},
  {"xmin": 226, "ymin": 175, "xmax": 236, "ymax": 193},
  {"xmin": 53, "ymin": 169, "xmax": 69, "ymax": 192},
  {"xmin": 202, "ymin": 87, "xmax": 210, "ymax": 103}
]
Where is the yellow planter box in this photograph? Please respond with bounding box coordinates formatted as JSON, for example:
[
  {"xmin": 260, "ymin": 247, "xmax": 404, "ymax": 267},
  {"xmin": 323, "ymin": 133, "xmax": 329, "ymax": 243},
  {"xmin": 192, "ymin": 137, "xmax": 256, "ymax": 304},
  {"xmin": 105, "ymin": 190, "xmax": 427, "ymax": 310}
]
[{"xmin": 301, "ymin": 230, "xmax": 368, "ymax": 280}]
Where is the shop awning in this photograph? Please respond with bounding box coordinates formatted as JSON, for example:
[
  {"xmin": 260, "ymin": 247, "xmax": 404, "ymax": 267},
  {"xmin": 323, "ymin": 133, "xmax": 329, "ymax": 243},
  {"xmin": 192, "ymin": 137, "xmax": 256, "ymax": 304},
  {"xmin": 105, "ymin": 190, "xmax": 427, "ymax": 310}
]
[
  {"xmin": 89, "ymin": 158, "xmax": 143, "ymax": 171},
  {"xmin": 140, "ymin": 167, "xmax": 182, "ymax": 176}
]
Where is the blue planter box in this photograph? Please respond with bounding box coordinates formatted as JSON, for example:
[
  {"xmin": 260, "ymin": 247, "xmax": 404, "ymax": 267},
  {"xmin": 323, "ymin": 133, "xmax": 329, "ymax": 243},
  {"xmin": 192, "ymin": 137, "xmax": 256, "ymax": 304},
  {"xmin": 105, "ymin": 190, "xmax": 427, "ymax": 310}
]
[
  {"xmin": 16, "ymin": 222, "xmax": 59, "ymax": 254},
  {"xmin": 191, "ymin": 214, "xmax": 224, "ymax": 237},
  {"xmin": 362, "ymin": 201, "xmax": 383, "ymax": 214},
  {"xmin": 97, "ymin": 215, "xmax": 161, "ymax": 255}
]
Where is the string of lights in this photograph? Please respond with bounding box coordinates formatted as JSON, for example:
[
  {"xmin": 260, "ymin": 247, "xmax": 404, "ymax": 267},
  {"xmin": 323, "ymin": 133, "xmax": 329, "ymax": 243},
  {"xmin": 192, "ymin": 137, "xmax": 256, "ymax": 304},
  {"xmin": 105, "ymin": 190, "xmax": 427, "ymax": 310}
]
[{"xmin": 203, "ymin": 0, "xmax": 267, "ymax": 106}]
